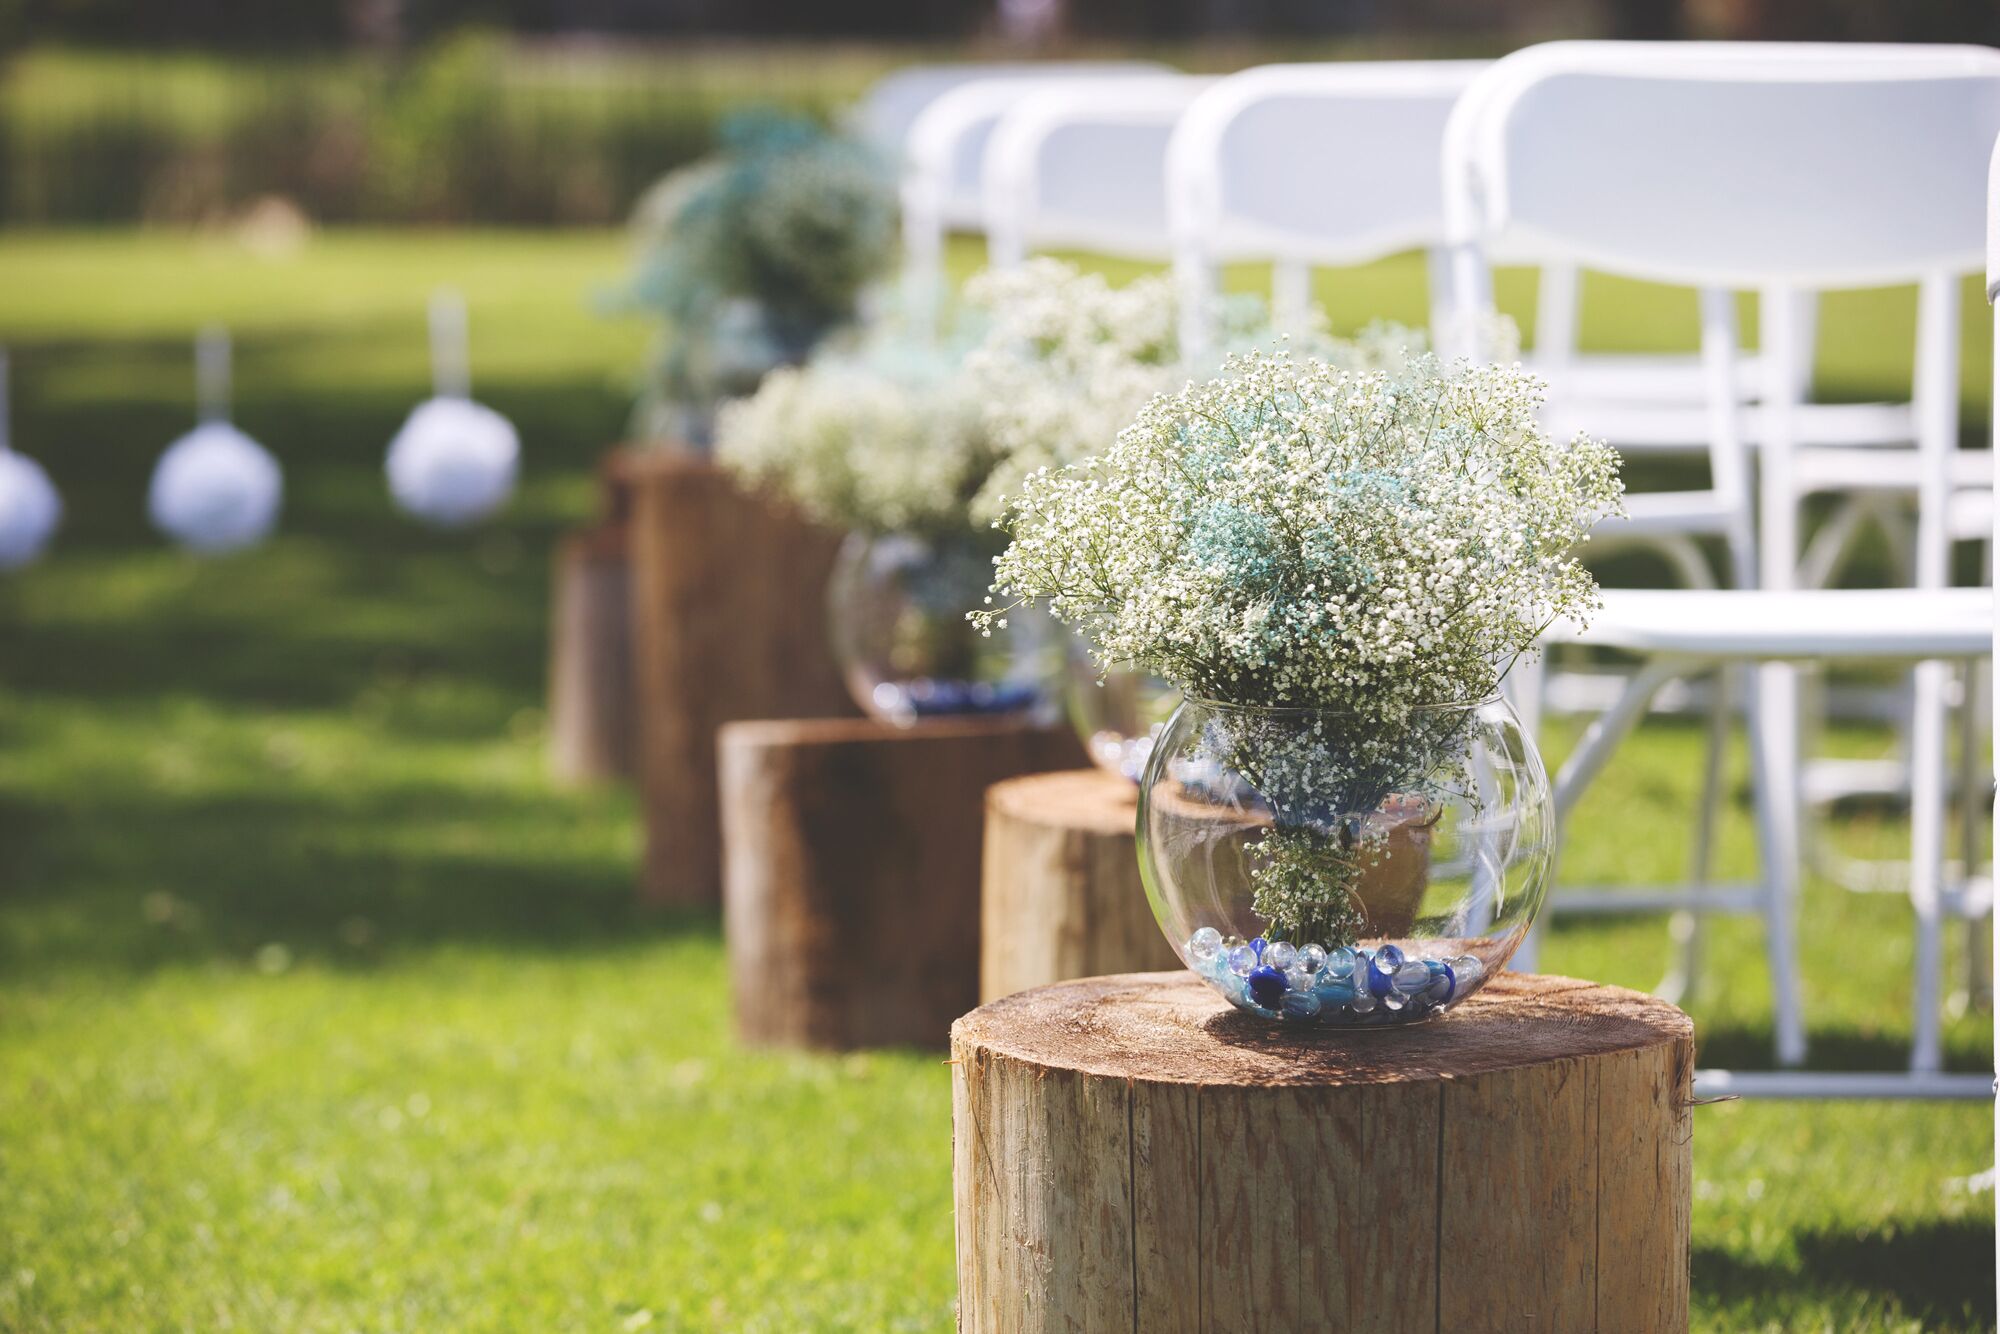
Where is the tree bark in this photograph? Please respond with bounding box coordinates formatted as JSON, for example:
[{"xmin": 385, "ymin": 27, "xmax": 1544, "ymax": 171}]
[
  {"xmin": 719, "ymin": 717, "xmax": 1086, "ymax": 1049},
  {"xmin": 980, "ymin": 768, "xmax": 1180, "ymax": 1003},
  {"xmin": 952, "ymin": 971, "xmax": 1694, "ymax": 1332},
  {"xmin": 547, "ymin": 523, "xmax": 636, "ymax": 784},
  {"xmin": 625, "ymin": 449, "xmax": 855, "ymax": 907}
]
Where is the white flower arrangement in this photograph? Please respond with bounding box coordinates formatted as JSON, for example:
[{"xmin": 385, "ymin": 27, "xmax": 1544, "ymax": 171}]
[
  {"xmin": 960, "ymin": 259, "xmax": 1421, "ymax": 521},
  {"xmin": 975, "ymin": 348, "xmax": 1622, "ymax": 943},
  {"xmin": 714, "ymin": 326, "xmax": 1001, "ymax": 543}
]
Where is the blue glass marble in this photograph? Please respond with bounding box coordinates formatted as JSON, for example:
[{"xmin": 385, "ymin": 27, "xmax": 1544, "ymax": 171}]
[
  {"xmin": 1246, "ymin": 965, "xmax": 1288, "ymax": 1009},
  {"xmin": 1314, "ymin": 978, "xmax": 1357, "ymax": 1007},
  {"xmin": 1279, "ymin": 990, "xmax": 1321, "ymax": 1021}
]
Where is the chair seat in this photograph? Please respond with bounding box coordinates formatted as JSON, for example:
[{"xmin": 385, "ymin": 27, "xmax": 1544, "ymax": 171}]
[
  {"xmin": 1794, "ymin": 445, "xmax": 1992, "ymax": 494},
  {"xmin": 1603, "ymin": 490, "xmax": 1738, "ymax": 537},
  {"xmin": 1551, "ymin": 587, "xmax": 1991, "ymax": 659}
]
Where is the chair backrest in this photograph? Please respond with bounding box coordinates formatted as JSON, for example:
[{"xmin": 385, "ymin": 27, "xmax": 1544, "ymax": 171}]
[
  {"xmin": 851, "ymin": 63, "xmax": 1106, "ymax": 161},
  {"xmin": 981, "ymin": 77, "xmax": 1217, "ymax": 267},
  {"xmin": 1166, "ymin": 59, "xmax": 1486, "ymax": 356},
  {"xmin": 1169, "ymin": 61, "xmax": 1487, "ymax": 267},
  {"xmin": 1445, "ymin": 41, "xmax": 2000, "ymax": 294},
  {"xmin": 900, "ymin": 68, "xmax": 1176, "ymax": 324}
]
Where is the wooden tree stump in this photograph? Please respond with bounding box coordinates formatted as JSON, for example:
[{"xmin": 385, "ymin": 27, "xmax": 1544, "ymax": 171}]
[
  {"xmin": 720, "ymin": 717, "xmax": 1086, "ymax": 1049},
  {"xmin": 547, "ymin": 522, "xmax": 636, "ymax": 784},
  {"xmin": 980, "ymin": 768, "xmax": 1181, "ymax": 1003},
  {"xmin": 952, "ymin": 971, "xmax": 1693, "ymax": 1333},
  {"xmin": 626, "ymin": 450, "xmax": 854, "ymax": 907}
]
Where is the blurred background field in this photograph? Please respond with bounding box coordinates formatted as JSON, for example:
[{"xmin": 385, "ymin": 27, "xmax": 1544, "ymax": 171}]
[{"xmin": 0, "ymin": 227, "xmax": 1992, "ymax": 1330}]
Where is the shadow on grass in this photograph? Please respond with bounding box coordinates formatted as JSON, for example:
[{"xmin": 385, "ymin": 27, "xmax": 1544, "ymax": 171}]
[
  {"xmin": 1695, "ymin": 1216, "xmax": 1997, "ymax": 1330},
  {"xmin": 0, "ymin": 780, "xmax": 711, "ymax": 975},
  {"xmin": 1695, "ymin": 1021, "xmax": 1993, "ymax": 1075}
]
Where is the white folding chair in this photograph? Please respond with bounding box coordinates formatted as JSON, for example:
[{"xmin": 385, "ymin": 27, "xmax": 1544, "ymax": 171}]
[
  {"xmin": 1448, "ymin": 41, "xmax": 1999, "ymax": 1085},
  {"xmin": 898, "ymin": 66, "xmax": 1172, "ymax": 323},
  {"xmin": 979, "ymin": 76, "xmax": 1217, "ymax": 269}
]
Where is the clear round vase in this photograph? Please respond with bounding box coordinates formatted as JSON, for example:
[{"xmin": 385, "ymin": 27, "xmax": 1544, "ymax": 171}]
[
  {"xmin": 827, "ymin": 531, "xmax": 1059, "ymax": 727},
  {"xmin": 1137, "ymin": 694, "xmax": 1552, "ymax": 1026},
  {"xmin": 1064, "ymin": 645, "xmax": 1181, "ymax": 784}
]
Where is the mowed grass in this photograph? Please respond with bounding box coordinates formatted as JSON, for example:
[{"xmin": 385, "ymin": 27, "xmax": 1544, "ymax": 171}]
[{"xmin": 0, "ymin": 229, "xmax": 1993, "ymax": 1331}]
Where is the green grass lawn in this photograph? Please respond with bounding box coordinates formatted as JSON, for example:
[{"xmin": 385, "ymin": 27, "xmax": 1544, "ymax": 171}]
[{"xmin": 0, "ymin": 229, "xmax": 1993, "ymax": 1331}]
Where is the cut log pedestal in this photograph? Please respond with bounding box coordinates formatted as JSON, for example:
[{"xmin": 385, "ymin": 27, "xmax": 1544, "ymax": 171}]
[
  {"xmin": 720, "ymin": 717, "xmax": 1085, "ymax": 1050},
  {"xmin": 547, "ymin": 523, "xmax": 636, "ymax": 784},
  {"xmin": 625, "ymin": 450, "xmax": 854, "ymax": 908},
  {"xmin": 953, "ymin": 971, "xmax": 1694, "ymax": 1333},
  {"xmin": 980, "ymin": 768, "xmax": 1181, "ymax": 1003}
]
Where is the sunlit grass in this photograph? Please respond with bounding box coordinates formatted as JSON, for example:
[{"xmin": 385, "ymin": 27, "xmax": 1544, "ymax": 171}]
[{"xmin": 0, "ymin": 229, "xmax": 1991, "ymax": 1331}]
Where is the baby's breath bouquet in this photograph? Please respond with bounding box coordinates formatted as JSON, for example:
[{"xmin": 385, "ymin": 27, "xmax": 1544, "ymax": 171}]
[{"xmin": 977, "ymin": 350, "xmax": 1621, "ymax": 950}]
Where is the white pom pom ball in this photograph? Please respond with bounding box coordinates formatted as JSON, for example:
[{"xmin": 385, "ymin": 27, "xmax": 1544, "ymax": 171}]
[
  {"xmin": 148, "ymin": 421, "xmax": 283, "ymax": 554},
  {"xmin": 0, "ymin": 451, "xmax": 60, "ymax": 570},
  {"xmin": 385, "ymin": 397, "xmax": 519, "ymax": 527}
]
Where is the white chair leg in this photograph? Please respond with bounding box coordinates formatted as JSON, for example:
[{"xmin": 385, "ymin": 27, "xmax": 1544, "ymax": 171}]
[
  {"xmin": 1663, "ymin": 664, "xmax": 1733, "ymax": 1005},
  {"xmin": 1748, "ymin": 660, "xmax": 1809, "ymax": 1067},
  {"xmin": 1909, "ymin": 657, "xmax": 1951, "ymax": 1074}
]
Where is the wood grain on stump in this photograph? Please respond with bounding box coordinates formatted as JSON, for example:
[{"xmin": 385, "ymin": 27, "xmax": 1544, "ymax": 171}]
[
  {"xmin": 952, "ymin": 971, "xmax": 1693, "ymax": 1333},
  {"xmin": 980, "ymin": 769, "xmax": 1181, "ymax": 1003},
  {"xmin": 547, "ymin": 523, "xmax": 636, "ymax": 784},
  {"xmin": 626, "ymin": 450, "xmax": 854, "ymax": 907},
  {"xmin": 720, "ymin": 717, "xmax": 1085, "ymax": 1049}
]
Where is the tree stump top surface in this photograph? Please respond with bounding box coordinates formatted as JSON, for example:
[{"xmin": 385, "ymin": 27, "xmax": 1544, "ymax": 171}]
[
  {"xmin": 722, "ymin": 716, "xmax": 1069, "ymax": 748},
  {"xmin": 987, "ymin": 767, "xmax": 1138, "ymax": 836},
  {"xmin": 953, "ymin": 970, "xmax": 1691, "ymax": 1088}
]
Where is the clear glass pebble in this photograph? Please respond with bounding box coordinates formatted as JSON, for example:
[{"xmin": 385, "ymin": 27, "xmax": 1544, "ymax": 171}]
[
  {"xmin": 1296, "ymin": 943, "xmax": 1327, "ymax": 975},
  {"xmin": 1285, "ymin": 965, "xmax": 1315, "ymax": 993},
  {"xmin": 1188, "ymin": 926, "xmax": 1223, "ymax": 964},
  {"xmin": 1228, "ymin": 944, "xmax": 1259, "ymax": 977},
  {"xmin": 1393, "ymin": 961, "xmax": 1433, "ymax": 997},
  {"xmin": 1265, "ymin": 940, "xmax": 1298, "ymax": 972},
  {"xmin": 1324, "ymin": 946, "xmax": 1356, "ymax": 980}
]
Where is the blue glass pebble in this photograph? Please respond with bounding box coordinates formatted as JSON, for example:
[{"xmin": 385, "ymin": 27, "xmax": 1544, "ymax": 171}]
[
  {"xmin": 1249, "ymin": 936, "xmax": 1268, "ymax": 960},
  {"xmin": 1426, "ymin": 960, "xmax": 1457, "ymax": 1004},
  {"xmin": 1366, "ymin": 954, "xmax": 1395, "ymax": 998},
  {"xmin": 1246, "ymin": 965, "xmax": 1288, "ymax": 1009},
  {"xmin": 1314, "ymin": 976, "xmax": 1357, "ymax": 1005},
  {"xmin": 1280, "ymin": 990, "xmax": 1321, "ymax": 1021}
]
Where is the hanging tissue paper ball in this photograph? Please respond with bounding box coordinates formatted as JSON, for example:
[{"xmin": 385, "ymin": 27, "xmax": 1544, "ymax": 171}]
[
  {"xmin": 0, "ymin": 451, "xmax": 61, "ymax": 569},
  {"xmin": 384, "ymin": 397, "xmax": 519, "ymax": 527},
  {"xmin": 148, "ymin": 422, "xmax": 283, "ymax": 554}
]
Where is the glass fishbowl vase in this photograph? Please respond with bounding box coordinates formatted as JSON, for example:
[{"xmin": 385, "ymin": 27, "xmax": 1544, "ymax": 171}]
[
  {"xmin": 827, "ymin": 531, "xmax": 1059, "ymax": 727},
  {"xmin": 1137, "ymin": 694, "xmax": 1552, "ymax": 1026}
]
